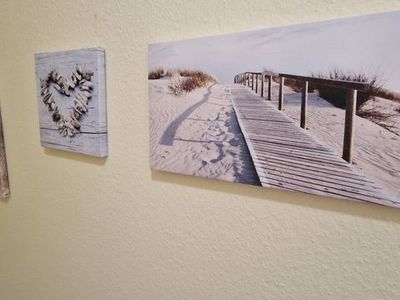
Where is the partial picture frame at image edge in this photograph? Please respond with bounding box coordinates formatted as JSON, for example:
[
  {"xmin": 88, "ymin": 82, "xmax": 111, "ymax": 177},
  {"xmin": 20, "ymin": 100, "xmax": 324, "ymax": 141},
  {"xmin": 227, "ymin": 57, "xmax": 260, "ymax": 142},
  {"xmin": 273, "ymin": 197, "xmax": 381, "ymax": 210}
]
[
  {"xmin": 148, "ymin": 10, "xmax": 400, "ymax": 208},
  {"xmin": 0, "ymin": 110, "xmax": 10, "ymax": 197},
  {"xmin": 35, "ymin": 48, "xmax": 107, "ymax": 157}
]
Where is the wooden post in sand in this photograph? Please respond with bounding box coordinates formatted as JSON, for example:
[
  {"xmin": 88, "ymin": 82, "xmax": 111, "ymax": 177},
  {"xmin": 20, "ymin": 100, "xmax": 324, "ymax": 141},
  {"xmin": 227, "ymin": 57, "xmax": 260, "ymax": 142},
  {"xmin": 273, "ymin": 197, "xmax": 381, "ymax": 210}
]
[
  {"xmin": 250, "ymin": 74, "xmax": 252, "ymax": 89},
  {"xmin": 255, "ymin": 74, "xmax": 259, "ymax": 94},
  {"xmin": 278, "ymin": 77, "xmax": 284, "ymax": 111},
  {"xmin": 300, "ymin": 81, "xmax": 308, "ymax": 129},
  {"xmin": 261, "ymin": 75, "xmax": 264, "ymax": 97},
  {"xmin": 268, "ymin": 76, "xmax": 272, "ymax": 100},
  {"xmin": 252, "ymin": 73, "xmax": 255, "ymax": 90},
  {"xmin": 342, "ymin": 89, "xmax": 357, "ymax": 163}
]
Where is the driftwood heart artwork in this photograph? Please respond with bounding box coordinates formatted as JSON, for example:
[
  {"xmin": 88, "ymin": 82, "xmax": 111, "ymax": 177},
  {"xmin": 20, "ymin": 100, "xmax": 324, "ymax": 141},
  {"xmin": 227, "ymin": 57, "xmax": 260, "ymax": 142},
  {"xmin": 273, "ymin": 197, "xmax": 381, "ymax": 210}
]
[
  {"xmin": 35, "ymin": 48, "xmax": 107, "ymax": 157},
  {"xmin": 40, "ymin": 66, "xmax": 94, "ymax": 137}
]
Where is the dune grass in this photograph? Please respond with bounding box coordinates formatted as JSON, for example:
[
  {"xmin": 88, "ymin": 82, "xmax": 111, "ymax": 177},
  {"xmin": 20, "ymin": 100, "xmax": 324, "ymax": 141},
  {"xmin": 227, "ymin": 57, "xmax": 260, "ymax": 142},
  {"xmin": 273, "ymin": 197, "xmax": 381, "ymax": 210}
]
[
  {"xmin": 169, "ymin": 70, "xmax": 217, "ymax": 95},
  {"xmin": 148, "ymin": 68, "xmax": 217, "ymax": 95},
  {"xmin": 148, "ymin": 68, "xmax": 165, "ymax": 80},
  {"xmin": 374, "ymin": 88, "xmax": 400, "ymax": 102}
]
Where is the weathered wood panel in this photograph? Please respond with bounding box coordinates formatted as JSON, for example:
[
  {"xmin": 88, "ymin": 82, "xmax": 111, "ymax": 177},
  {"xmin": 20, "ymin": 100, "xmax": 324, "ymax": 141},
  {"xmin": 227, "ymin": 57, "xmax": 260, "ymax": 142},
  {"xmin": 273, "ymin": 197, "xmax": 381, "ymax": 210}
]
[
  {"xmin": 35, "ymin": 48, "xmax": 107, "ymax": 157},
  {"xmin": 40, "ymin": 129, "xmax": 107, "ymax": 157},
  {"xmin": 230, "ymin": 85, "xmax": 399, "ymax": 208}
]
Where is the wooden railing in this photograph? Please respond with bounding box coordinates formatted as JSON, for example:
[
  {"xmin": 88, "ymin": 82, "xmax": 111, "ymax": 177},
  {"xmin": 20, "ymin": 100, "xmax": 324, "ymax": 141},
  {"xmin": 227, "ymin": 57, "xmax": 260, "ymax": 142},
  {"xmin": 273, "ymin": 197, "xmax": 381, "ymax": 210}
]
[{"xmin": 233, "ymin": 71, "xmax": 369, "ymax": 163}]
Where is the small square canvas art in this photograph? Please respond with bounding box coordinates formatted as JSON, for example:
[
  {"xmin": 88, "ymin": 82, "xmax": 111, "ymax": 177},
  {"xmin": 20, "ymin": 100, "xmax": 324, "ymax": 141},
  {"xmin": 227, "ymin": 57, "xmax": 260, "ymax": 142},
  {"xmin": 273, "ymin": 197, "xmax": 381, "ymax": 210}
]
[
  {"xmin": 35, "ymin": 48, "xmax": 107, "ymax": 157},
  {"xmin": 0, "ymin": 110, "xmax": 10, "ymax": 197},
  {"xmin": 149, "ymin": 11, "xmax": 400, "ymax": 208}
]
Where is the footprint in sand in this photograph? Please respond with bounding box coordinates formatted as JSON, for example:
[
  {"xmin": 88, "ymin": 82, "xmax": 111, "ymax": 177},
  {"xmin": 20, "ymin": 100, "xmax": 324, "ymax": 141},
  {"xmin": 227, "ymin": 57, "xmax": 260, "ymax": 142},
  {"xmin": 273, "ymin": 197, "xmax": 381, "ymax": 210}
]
[{"xmin": 229, "ymin": 138, "xmax": 240, "ymax": 147}]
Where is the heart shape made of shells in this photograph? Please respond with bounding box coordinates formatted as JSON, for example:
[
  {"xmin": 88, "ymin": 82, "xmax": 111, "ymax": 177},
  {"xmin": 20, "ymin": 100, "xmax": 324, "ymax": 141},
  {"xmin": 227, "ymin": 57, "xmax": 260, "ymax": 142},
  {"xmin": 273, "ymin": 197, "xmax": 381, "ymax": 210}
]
[{"xmin": 40, "ymin": 65, "xmax": 94, "ymax": 137}]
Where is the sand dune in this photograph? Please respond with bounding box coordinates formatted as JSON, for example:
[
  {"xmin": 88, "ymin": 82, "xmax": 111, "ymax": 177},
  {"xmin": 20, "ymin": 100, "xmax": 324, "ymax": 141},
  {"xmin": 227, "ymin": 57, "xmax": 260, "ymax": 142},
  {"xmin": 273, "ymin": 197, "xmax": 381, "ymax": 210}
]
[
  {"xmin": 149, "ymin": 79, "xmax": 259, "ymax": 185},
  {"xmin": 360, "ymin": 97, "xmax": 400, "ymax": 136}
]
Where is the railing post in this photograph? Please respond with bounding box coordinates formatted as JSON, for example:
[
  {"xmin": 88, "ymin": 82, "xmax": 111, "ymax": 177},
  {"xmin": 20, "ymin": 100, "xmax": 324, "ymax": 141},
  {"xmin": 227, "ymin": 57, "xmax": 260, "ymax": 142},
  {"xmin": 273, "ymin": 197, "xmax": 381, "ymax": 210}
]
[
  {"xmin": 268, "ymin": 76, "xmax": 272, "ymax": 100},
  {"xmin": 255, "ymin": 74, "xmax": 259, "ymax": 94},
  {"xmin": 342, "ymin": 89, "xmax": 357, "ymax": 163},
  {"xmin": 278, "ymin": 76, "xmax": 284, "ymax": 110},
  {"xmin": 251, "ymin": 73, "xmax": 254, "ymax": 90},
  {"xmin": 261, "ymin": 75, "xmax": 264, "ymax": 97},
  {"xmin": 300, "ymin": 81, "xmax": 308, "ymax": 129}
]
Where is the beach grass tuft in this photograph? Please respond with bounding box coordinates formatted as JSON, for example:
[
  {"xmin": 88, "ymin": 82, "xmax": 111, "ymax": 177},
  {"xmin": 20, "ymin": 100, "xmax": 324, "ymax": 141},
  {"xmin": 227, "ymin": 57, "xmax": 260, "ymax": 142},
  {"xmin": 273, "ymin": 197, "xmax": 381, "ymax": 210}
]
[
  {"xmin": 167, "ymin": 69, "xmax": 217, "ymax": 96},
  {"xmin": 148, "ymin": 68, "xmax": 165, "ymax": 80}
]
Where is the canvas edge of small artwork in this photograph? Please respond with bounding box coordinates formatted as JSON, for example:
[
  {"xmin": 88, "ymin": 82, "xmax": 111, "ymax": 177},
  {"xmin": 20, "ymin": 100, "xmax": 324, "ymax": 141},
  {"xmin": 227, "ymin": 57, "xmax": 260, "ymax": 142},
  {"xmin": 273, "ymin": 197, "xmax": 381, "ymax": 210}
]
[{"xmin": 0, "ymin": 112, "xmax": 10, "ymax": 198}]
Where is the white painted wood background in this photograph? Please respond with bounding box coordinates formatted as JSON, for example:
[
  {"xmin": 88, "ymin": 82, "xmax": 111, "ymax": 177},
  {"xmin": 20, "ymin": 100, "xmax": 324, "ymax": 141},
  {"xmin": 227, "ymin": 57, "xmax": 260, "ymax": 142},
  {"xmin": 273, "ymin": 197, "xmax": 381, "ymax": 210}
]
[{"xmin": 35, "ymin": 48, "xmax": 107, "ymax": 157}]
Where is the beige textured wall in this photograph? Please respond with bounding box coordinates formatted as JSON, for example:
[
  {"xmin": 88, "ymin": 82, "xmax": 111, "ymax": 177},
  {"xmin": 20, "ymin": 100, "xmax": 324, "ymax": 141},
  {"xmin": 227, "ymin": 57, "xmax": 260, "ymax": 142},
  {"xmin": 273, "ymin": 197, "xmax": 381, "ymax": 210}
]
[{"xmin": 1, "ymin": 1, "xmax": 400, "ymax": 299}]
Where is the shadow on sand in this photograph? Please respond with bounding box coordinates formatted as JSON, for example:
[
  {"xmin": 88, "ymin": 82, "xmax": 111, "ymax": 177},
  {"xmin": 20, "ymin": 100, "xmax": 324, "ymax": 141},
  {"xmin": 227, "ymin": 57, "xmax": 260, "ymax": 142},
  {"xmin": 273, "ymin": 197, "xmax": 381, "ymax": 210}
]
[{"xmin": 160, "ymin": 85, "xmax": 215, "ymax": 146}]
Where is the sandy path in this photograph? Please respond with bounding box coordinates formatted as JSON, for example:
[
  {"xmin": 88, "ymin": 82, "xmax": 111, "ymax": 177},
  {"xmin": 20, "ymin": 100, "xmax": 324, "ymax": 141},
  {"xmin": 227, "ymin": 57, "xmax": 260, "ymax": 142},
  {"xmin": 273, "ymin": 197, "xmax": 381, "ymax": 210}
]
[
  {"xmin": 262, "ymin": 83, "xmax": 400, "ymax": 199},
  {"xmin": 149, "ymin": 80, "xmax": 259, "ymax": 185}
]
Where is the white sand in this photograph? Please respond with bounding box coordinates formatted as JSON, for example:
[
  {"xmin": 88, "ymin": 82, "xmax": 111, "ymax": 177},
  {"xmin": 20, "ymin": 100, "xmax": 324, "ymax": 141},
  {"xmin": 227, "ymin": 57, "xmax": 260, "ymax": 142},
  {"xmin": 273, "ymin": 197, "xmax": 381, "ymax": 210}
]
[
  {"xmin": 149, "ymin": 79, "xmax": 259, "ymax": 185},
  {"xmin": 265, "ymin": 83, "xmax": 400, "ymax": 199}
]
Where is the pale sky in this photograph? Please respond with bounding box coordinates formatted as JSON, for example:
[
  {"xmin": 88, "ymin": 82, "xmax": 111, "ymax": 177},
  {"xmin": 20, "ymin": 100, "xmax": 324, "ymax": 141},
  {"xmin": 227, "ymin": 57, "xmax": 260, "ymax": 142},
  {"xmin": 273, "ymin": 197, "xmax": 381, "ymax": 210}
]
[{"xmin": 149, "ymin": 10, "xmax": 400, "ymax": 92}]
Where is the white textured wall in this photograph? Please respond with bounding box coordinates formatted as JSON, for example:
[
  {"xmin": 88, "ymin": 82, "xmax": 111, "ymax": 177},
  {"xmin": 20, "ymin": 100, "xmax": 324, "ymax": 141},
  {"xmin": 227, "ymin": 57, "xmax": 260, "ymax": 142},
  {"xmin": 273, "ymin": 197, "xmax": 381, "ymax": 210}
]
[{"xmin": 1, "ymin": 1, "xmax": 400, "ymax": 299}]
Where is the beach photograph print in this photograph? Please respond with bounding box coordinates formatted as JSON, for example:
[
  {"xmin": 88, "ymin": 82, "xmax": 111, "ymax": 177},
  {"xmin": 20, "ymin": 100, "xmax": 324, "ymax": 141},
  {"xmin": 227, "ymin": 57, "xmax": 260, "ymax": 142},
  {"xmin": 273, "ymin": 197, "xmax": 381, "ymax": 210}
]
[
  {"xmin": 0, "ymin": 110, "xmax": 10, "ymax": 197},
  {"xmin": 149, "ymin": 11, "xmax": 400, "ymax": 208},
  {"xmin": 35, "ymin": 48, "xmax": 107, "ymax": 157}
]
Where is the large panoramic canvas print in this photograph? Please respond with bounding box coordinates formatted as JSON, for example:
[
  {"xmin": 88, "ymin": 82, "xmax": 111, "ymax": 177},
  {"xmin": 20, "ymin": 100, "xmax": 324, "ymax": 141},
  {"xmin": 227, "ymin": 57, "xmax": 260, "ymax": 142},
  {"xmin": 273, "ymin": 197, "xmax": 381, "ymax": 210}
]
[{"xmin": 149, "ymin": 11, "xmax": 400, "ymax": 208}]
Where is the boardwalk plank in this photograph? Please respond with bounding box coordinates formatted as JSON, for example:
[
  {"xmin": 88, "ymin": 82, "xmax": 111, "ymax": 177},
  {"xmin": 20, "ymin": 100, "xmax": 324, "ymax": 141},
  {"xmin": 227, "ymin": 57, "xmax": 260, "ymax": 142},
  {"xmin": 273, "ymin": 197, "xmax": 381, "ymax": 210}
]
[
  {"xmin": 253, "ymin": 159, "xmax": 375, "ymax": 184},
  {"xmin": 230, "ymin": 85, "xmax": 398, "ymax": 207},
  {"xmin": 252, "ymin": 152, "xmax": 375, "ymax": 181}
]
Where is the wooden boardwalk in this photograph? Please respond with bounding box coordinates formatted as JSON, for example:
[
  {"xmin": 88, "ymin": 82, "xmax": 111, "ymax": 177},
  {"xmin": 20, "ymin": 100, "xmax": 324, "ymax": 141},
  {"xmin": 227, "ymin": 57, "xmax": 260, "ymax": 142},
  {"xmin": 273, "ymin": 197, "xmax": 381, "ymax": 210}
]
[{"xmin": 230, "ymin": 85, "xmax": 398, "ymax": 207}]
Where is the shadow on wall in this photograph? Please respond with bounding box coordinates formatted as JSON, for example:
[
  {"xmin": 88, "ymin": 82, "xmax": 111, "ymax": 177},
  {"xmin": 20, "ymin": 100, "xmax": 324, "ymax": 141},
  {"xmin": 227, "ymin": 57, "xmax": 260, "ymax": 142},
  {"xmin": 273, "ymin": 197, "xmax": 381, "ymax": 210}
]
[
  {"xmin": 151, "ymin": 169, "xmax": 400, "ymax": 224},
  {"xmin": 43, "ymin": 148, "xmax": 107, "ymax": 166}
]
